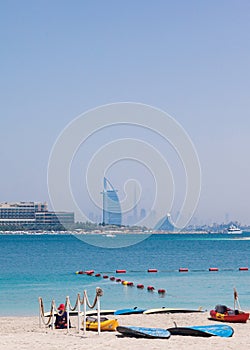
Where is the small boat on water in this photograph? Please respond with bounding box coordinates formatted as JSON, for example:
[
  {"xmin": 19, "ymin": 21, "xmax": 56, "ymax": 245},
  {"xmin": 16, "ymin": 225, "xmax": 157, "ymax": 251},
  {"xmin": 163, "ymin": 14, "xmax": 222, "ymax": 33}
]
[
  {"xmin": 102, "ymin": 233, "xmax": 116, "ymax": 238},
  {"xmin": 210, "ymin": 288, "xmax": 249, "ymax": 323},
  {"xmin": 85, "ymin": 316, "xmax": 118, "ymax": 331},
  {"xmin": 227, "ymin": 225, "xmax": 242, "ymax": 234}
]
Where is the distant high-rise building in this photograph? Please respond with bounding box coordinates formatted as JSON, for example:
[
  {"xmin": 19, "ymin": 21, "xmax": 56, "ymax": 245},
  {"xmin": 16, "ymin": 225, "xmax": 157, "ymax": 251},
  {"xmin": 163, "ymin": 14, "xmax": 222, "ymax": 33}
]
[
  {"xmin": 140, "ymin": 208, "xmax": 146, "ymax": 220},
  {"xmin": 133, "ymin": 185, "xmax": 138, "ymax": 222},
  {"xmin": 102, "ymin": 178, "xmax": 122, "ymax": 226}
]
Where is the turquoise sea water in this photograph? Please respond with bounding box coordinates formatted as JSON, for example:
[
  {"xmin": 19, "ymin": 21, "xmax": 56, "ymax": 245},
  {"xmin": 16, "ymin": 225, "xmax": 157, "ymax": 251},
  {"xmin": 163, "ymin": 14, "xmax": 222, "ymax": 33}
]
[{"xmin": 1, "ymin": 233, "xmax": 250, "ymax": 316}]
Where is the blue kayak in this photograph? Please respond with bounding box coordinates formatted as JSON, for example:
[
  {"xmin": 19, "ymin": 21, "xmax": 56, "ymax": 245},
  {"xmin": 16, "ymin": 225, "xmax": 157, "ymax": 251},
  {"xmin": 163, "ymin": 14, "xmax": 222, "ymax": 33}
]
[
  {"xmin": 168, "ymin": 324, "xmax": 234, "ymax": 338},
  {"xmin": 114, "ymin": 307, "xmax": 146, "ymax": 315},
  {"xmin": 117, "ymin": 326, "xmax": 171, "ymax": 339}
]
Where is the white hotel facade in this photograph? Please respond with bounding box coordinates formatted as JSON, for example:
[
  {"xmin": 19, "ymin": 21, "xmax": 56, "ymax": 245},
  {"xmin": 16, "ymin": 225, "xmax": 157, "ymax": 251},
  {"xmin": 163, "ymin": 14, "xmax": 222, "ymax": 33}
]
[{"xmin": 0, "ymin": 201, "xmax": 74, "ymax": 227}]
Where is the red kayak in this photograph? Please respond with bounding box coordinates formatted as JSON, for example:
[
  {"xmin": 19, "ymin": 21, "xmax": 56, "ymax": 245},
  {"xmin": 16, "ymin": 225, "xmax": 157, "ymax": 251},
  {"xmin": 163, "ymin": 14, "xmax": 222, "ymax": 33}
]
[{"xmin": 210, "ymin": 305, "xmax": 249, "ymax": 323}]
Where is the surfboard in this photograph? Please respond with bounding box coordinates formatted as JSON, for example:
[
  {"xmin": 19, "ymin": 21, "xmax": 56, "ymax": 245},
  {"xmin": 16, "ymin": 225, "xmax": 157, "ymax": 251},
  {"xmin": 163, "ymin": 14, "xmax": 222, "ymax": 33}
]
[
  {"xmin": 168, "ymin": 324, "xmax": 234, "ymax": 338},
  {"xmin": 114, "ymin": 307, "xmax": 146, "ymax": 315},
  {"xmin": 143, "ymin": 307, "xmax": 204, "ymax": 314},
  {"xmin": 85, "ymin": 309, "xmax": 115, "ymax": 316},
  {"xmin": 44, "ymin": 310, "xmax": 115, "ymax": 317},
  {"xmin": 117, "ymin": 326, "xmax": 171, "ymax": 339},
  {"xmin": 44, "ymin": 310, "xmax": 83, "ymax": 317}
]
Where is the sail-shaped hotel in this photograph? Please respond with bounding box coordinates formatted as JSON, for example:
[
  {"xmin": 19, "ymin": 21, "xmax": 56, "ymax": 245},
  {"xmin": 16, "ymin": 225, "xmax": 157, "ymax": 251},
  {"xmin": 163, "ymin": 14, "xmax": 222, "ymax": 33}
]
[{"xmin": 102, "ymin": 177, "xmax": 122, "ymax": 226}]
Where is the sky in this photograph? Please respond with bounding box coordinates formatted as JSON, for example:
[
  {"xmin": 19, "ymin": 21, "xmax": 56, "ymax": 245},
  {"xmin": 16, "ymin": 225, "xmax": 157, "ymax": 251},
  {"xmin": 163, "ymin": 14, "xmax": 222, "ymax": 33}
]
[{"xmin": 1, "ymin": 0, "xmax": 250, "ymax": 226}]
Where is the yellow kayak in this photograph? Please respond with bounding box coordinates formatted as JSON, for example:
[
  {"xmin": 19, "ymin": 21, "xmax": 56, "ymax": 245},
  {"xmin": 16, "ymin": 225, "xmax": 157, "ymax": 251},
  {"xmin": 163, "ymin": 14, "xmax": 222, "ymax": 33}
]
[{"xmin": 84, "ymin": 316, "xmax": 119, "ymax": 331}]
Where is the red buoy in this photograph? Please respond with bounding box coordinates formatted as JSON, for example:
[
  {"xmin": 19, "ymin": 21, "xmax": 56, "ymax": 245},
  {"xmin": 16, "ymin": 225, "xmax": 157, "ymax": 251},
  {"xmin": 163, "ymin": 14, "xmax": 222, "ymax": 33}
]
[
  {"xmin": 127, "ymin": 282, "xmax": 134, "ymax": 286},
  {"xmin": 137, "ymin": 284, "xmax": 144, "ymax": 289},
  {"xmin": 147, "ymin": 286, "xmax": 155, "ymax": 291},
  {"xmin": 103, "ymin": 275, "xmax": 109, "ymax": 279},
  {"xmin": 158, "ymin": 289, "xmax": 166, "ymax": 294},
  {"xmin": 239, "ymin": 267, "xmax": 249, "ymax": 271},
  {"xmin": 116, "ymin": 278, "xmax": 121, "ymax": 282},
  {"xmin": 209, "ymin": 268, "xmax": 218, "ymax": 271},
  {"xmin": 148, "ymin": 269, "xmax": 158, "ymax": 273},
  {"xmin": 179, "ymin": 268, "xmax": 188, "ymax": 272},
  {"xmin": 86, "ymin": 270, "xmax": 94, "ymax": 275},
  {"xmin": 95, "ymin": 273, "xmax": 101, "ymax": 277},
  {"xmin": 110, "ymin": 276, "xmax": 115, "ymax": 281},
  {"xmin": 116, "ymin": 269, "xmax": 126, "ymax": 273},
  {"xmin": 78, "ymin": 271, "xmax": 84, "ymax": 274}
]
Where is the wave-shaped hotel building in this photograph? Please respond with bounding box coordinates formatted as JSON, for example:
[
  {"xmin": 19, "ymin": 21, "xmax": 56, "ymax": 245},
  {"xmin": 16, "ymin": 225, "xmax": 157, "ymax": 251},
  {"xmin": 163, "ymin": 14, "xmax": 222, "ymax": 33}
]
[{"xmin": 102, "ymin": 177, "xmax": 122, "ymax": 226}]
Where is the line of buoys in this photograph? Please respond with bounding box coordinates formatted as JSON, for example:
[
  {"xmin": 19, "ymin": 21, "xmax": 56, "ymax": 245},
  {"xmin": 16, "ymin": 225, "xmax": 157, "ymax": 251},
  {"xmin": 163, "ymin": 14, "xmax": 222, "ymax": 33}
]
[
  {"xmin": 77, "ymin": 266, "xmax": 250, "ymax": 275},
  {"xmin": 148, "ymin": 269, "xmax": 158, "ymax": 273},
  {"xmin": 179, "ymin": 268, "xmax": 188, "ymax": 272},
  {"xmin": 75, "ymin": 269, "xmax": 166, "ymax": 297},
  {"xmin": 147, "ymin": 286, "xmax": 155, "ymax": 291},
  {"xmin": 158, "ymin": 289, "xmax": 166, "ymax": 294}
]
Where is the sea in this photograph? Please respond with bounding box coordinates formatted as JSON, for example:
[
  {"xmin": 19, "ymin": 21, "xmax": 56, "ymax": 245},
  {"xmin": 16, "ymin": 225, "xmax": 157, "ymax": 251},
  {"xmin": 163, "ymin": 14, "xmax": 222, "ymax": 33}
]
[{"xmin": 1, "ymin": 232, "xmax": 250, "ymax": 316}]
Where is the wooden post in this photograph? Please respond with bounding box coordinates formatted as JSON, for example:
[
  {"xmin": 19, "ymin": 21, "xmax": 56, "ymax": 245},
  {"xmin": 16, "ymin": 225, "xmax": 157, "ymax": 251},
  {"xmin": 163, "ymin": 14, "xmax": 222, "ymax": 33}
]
[
  {"xmin": 66, "ymin": 296, "xmax": 70, "ymax": 333},
  {"xmin": 83, "ymin": 292, "xmax": 86, "ymax": 334},
  {"xmin": 38, "ymin": 297, "xmax": 42, "ymax": 328},
  {"xmin": 97, "ymin": 295, "xmax": 101, "ymax": 335},
  {"xmin": 77, "ymin": 294, "xmax": 81, "ymax": 333}
]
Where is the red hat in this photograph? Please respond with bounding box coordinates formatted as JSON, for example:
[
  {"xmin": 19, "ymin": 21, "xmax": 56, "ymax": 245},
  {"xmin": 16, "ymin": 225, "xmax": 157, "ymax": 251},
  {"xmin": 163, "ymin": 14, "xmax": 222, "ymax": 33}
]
[{"xmin": 58, "ymin": 304, "xmax": 65, "ymax": 310}]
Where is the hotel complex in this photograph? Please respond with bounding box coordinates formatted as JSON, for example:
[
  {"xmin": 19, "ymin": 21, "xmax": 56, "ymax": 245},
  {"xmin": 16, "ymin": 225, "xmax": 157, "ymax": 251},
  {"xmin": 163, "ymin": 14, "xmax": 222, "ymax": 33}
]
[{"xmin": 0, "ymin": 201, "xmax": 74, "ymax": 228}]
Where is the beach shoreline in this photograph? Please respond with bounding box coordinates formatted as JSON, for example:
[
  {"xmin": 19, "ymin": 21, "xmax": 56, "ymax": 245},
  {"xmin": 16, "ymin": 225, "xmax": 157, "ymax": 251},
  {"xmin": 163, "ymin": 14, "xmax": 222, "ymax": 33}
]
[{"xmin": 1, "ymin": 312, "xmax": 250, "ymax": 350}]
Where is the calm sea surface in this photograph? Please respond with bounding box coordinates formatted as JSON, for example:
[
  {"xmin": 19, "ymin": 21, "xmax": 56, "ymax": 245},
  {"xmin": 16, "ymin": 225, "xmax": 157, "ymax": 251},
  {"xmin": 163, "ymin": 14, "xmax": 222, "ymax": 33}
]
[{"xmin": 1, "ymin": 233, "xmax": 250, "ymax": 316}]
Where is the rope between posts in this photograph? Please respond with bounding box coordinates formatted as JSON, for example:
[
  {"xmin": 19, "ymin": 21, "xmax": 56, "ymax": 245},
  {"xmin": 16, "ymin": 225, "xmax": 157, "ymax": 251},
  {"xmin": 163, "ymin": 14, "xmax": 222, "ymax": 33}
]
[
  {"xmin": 67, "ymin": 293, "xmax": 80, "ymax": 312},
  {"xmin": 39, "ymin": 298, "xmax": 55, "ymax": 326},
  {"xmin": 38, "ymin": 287, "xmax": 103, "ymax": 334},
  {"xmin": 83, "ymin": 287, "xmax": 103, "ymax": 309}
]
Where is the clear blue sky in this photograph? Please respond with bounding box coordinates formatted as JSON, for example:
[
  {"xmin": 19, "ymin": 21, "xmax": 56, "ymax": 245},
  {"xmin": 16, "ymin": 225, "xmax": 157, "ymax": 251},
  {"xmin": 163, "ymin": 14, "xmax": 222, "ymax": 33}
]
[{"xmin": 1, "ymin": 0, "xmax": 250, "ymax": 225}]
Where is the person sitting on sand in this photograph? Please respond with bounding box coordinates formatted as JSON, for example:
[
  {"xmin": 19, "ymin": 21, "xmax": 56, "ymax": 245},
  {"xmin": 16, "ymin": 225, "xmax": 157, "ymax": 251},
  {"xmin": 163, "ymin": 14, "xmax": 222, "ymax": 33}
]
[{"xmin": 55, "ymin": 304, "xmax": 71, "ymax": 329}]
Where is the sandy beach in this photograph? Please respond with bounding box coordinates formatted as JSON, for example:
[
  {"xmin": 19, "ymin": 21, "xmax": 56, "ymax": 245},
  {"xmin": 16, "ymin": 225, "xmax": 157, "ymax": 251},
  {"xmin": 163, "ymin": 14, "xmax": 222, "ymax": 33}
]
[{"xmin": 1, "ymin": 311, "xmax": 250, "ymax": 350}]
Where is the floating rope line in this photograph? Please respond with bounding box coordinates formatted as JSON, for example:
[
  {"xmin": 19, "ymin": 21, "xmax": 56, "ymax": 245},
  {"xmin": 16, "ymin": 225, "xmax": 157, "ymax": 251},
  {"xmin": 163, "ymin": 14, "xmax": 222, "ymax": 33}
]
[
  {"xmin": 76, "ymin": 266, "xmax": 249, "ymax": 299},
  {"xmin": 38, "ymin": 287, "xmax": 103, "ymax": 335},
  {"xmin": 77, "ymin": 270, "xmax": 167, "ymax": 297},
  {"xmin": 76, "ymin": 266, "xmax": 249, "ymax": 274}
]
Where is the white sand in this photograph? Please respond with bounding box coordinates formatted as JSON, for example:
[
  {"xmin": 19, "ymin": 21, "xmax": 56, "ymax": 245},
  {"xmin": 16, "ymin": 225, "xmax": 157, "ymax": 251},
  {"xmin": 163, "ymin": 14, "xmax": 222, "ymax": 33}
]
[{"xmin": 1, "ymin": 312, "xmax": 250, "ymax": 350}]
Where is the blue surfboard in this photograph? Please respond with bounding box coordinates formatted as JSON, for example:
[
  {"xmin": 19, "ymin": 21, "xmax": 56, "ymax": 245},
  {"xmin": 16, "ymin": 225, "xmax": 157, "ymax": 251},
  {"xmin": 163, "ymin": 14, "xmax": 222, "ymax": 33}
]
[
  {"xmin": 168, "ymin": 324, "xmax": 234, "ymax": 338},
  {"xmin": 117, "ymin": 326, "xmax": 171, "ymax": 339},
  {"xmin": 114, "ymin": 307, "xmax": 146, "ymax": 315}
]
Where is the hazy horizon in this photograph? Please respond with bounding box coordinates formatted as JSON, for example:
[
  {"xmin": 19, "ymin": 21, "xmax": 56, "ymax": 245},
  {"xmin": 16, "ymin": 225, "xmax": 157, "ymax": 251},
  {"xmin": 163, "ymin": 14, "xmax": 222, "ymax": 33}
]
[{"xmin": 1, "ymin": 1, "xmax": 250, "ymax": 226}]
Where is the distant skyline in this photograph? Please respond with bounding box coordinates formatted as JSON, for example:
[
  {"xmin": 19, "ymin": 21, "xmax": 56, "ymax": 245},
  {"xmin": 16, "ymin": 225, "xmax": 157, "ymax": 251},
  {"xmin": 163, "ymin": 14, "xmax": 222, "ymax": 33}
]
[{"xmin": 1, "ymin": 1, "xmax": 250, "ymax": 225}]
